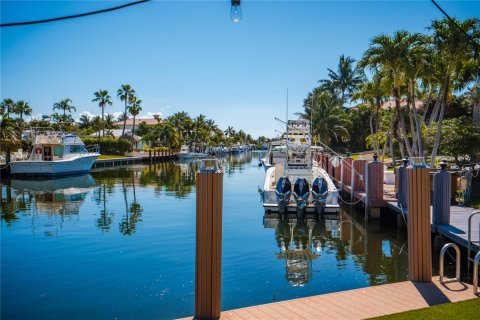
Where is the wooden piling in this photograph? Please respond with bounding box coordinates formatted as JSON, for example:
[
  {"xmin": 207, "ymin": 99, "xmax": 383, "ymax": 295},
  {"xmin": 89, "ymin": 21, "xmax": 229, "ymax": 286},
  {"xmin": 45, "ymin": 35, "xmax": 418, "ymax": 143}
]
[
  {"xmin": 407, "ymin": 165, "xmax": 432, "ymax": 282},
  {"xmin": 366, "ymin": 154, "xmax": 384, "ymax": 219},
  {"xmin": 433, "ymin": 161, "xmax": 451, "ymax": 226},
  {"xmin": 342, "ymin": 157, "xmax": 353, "ymax": 188},
  {"xmin": 195, "ymin": 159, "xmax": 223, "ymax": 320}
]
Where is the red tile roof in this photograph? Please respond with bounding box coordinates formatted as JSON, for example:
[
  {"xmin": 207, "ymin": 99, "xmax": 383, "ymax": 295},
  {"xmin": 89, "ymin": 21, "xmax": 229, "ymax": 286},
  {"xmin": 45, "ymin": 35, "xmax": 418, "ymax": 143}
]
[{"xmin": 114, "ymin": 118, "xmax": 161, "ymax": 126}]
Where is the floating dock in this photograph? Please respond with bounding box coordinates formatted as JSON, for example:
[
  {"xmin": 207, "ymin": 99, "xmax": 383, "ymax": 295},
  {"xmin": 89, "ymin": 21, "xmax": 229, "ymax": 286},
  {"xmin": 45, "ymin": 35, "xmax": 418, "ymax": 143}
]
[{"xmin": 387, "ymin": 202, "xmax": 479, "ymax": 252}]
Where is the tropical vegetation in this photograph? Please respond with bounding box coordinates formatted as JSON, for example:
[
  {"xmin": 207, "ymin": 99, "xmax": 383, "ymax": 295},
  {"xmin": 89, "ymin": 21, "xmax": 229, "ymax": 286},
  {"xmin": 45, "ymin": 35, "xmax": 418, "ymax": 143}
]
[{"xmin": 298, "ymin": 17, "xmax": 480, "ymax": 166}]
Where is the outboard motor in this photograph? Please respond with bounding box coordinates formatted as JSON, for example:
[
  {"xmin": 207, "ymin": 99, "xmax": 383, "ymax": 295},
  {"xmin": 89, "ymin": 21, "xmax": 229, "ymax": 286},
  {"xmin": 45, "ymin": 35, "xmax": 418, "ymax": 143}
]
[
  {"xmin": 293, "ymin": 178, "xmax": 310, "ymax": 218},
  {"xmin": 311, "ymin": 177, "xmax": 328, "ymax": 216},
  {"xmin": 275, "ymin": 176, "xmax": 292, "ymax": 215}
]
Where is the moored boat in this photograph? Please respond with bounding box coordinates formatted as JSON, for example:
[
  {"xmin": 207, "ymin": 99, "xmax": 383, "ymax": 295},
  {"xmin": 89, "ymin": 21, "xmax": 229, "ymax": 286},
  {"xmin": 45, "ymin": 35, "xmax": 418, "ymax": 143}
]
[
  {"xmin": 261, "ymin": 119, "xmax": 340, "ymax": 216},
  {"xmin": 177, "ymin": 145, "xmax": 209, "ymax": 160},
  {"xmin": 9, "ymin": 128, "xmax": 99, "ymax": 176}
]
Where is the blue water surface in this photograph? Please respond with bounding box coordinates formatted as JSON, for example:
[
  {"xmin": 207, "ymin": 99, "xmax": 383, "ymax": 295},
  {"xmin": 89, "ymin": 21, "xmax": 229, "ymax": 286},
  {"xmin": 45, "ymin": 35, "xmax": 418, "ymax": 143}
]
[{"xmin": 1, "ymin": 152, "xmax": 408, "ymax": 319}]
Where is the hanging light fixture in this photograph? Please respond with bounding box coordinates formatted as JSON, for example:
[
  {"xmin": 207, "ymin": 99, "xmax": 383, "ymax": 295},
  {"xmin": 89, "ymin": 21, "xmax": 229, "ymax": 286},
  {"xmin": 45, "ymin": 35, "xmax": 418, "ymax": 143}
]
[{"xmin": 230, "ymin": 0, "xmax": 242, "ymax": 23}]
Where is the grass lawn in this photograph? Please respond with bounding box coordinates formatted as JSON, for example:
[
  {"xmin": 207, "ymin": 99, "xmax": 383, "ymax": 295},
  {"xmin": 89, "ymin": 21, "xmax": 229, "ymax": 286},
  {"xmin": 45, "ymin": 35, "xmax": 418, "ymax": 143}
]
[
  {"xmin": 368, "ymin": 298, "xmax": 480, "ymax": 320},
  {"xmin": 97, "ymin": 155, "xmax": 129, "ymax": 160}
]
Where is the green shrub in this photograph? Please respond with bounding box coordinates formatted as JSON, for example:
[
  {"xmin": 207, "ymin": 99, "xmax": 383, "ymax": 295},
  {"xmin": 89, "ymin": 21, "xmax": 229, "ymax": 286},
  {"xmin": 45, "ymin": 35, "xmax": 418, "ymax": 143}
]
[{"xmin": 82, "ymin": 137, "xmax": 132, "ymax": 155}]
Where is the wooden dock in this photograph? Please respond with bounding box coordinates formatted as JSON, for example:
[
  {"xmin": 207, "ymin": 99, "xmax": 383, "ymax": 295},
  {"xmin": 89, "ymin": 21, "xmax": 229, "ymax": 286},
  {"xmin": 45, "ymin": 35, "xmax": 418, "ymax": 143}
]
[
  {"xmin": 321, "ymin": 153, "xmax": 480, "ymax": 254},
  {"xmin": 180, "ymin": 278, "xmax": 477, "ymax": 320},
  {"xmin": 93, "ymin": 152, "xmax": 177, "ymax": 168}
]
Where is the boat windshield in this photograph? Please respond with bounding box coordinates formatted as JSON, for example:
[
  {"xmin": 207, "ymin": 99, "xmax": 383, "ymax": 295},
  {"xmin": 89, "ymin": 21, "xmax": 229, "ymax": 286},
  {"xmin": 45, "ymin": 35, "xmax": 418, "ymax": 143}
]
[{"xmin": 70, "ymin": 145, "xmax": 87, "ymax": 153}]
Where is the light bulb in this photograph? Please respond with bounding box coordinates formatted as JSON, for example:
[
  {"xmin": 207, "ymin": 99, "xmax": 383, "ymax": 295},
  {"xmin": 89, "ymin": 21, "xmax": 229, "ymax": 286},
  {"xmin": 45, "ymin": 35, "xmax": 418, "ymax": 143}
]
[{"xmin": 230, "ymin": 0, "xmax": 242, "ymax": 23}]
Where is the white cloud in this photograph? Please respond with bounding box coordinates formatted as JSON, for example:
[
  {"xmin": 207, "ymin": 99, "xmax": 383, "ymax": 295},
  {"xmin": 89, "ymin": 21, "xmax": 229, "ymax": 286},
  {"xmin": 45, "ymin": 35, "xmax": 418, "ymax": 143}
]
[
  {"xmin": 77, "ymin": 111, "xmax": 96, "ymax": 121},
  {"xmin": 29, "ymin": 113, "xmax": 44, "ymax": 121},
  {"xmin": 139, "ymin": 111, "xmax": 162, "ymax": 119},
  {"xmin": 109, "ymin": 111, "xmax": 124, "ymax": 120}
]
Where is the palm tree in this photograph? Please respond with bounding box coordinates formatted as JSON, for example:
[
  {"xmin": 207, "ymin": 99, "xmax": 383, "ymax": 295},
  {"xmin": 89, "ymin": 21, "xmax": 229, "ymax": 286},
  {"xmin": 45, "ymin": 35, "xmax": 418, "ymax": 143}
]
[
  {"xmin": 128, "ymin": 96, "xmax": 142, "ymax": 150},
  {"xmin": 351, "ymin": 79, "xmax": 386, "ymax": 154},
  {"xmin": 104, "ymin": 114, "xmax": 117, "ymax": 131},
  {"xmin": 78, "ymin": 114, "xmax": 91, "ymax": 130},
  {"xmin": 91, "ymin": 116, "xmax": 103, "ymax": 141},
  {"xmin": 14, "ymin": 100, "xmax": 32, "ymax": 133},
  {"xmin": 360, "ymin": 30, "xmax": 424, "ymax": 158},
  {"xmin": 319, "ymin": 54, "xmax": 364, "ymax": 107},
  {"xmin": 92, "ymin": 90, "xmax": 113, "ymax": 137},
  {"xmin": 117, "ymin": 84, "xmax": 135, "ymax": 136},
  {"xmin": 53, "ymin": 98, "xmax": 76, "ymax": 119},
  {"xmin": 0, "ymin": 112, "xmax": 20, "ymax": 144},
  {"xmin": 159, "ymin": 121, "xmax": 180, "ymax": 149},
  {"xmin": 427, "ymin": 17, "xmax": 479, "ymax": 167},
  {"xmin": 0, "ymin": 99, "xmax": 15, "ymax": 117},
  {"xmin": 297, "ymin": 89, "xmax": 350, "ymax": 147}
]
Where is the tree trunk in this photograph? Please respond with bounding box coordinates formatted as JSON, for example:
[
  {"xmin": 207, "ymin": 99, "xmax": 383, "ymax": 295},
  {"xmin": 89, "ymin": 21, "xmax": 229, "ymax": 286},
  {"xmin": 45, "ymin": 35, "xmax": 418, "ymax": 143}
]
[
  {"xmin": 383, "ymin": 114, "xmax": 395, "ymax": 163},
  {"xmin": 122, "ymin": 98, "xmax": 127, "ymax": 136},
  {"xmin": 473, "ymin": 97, "xmax": 480, "ymax": 131},
  {"xmin": 132, "ymin": 116, "xmax": 136, "ymax": 151},
  {"xmin": 408, "ymin": 108, "xmax": 418, "ymax": 156},
  {"xmin": 102, "ymin": 106, "xmax": 105, "ymax": 138},
  {"xmin": 369, "ymin": 112, "xmax": 376, "ymax": 153},
  {"xmin": 375, "ymin": 98, "xmax": 381, "ymax": 153},
  {"xmin": 410, "ymin": 81, "xmax": 424, "ymax": 157},
  {"xmin": 389, "ymin": 127, "xmax": 396, "ymax": 166},
  {"xmin": 430, "ymin": 78, "xmax": 450, "ymax": 168},
  {"xmin": 421, "ymin": 86, "xmax": 435, "ymax": 124},
  {"xmin": 393, "ymin": 87, "xmax": 413, "ymax": 158},
  {"xmin": 428, "ymin": 98, "xmax": 442, "ymax": 128}
]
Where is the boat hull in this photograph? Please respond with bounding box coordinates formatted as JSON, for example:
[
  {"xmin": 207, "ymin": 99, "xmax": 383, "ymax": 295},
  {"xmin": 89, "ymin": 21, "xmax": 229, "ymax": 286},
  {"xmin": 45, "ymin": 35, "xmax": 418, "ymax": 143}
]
[{"xmin": 10, "ymin": 155, "xmax": 98, "ymax": 176}]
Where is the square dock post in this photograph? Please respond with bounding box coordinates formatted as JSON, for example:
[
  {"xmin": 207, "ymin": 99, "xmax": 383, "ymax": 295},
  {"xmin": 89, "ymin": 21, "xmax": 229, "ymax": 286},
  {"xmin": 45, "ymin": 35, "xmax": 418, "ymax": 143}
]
[
  {"xmin": 407, "ymin": 162, "xmax": 432, "ymax": 282},
  {"xmin": 195, "ymin": 159, "xmax": 223, "ymax": 320}
]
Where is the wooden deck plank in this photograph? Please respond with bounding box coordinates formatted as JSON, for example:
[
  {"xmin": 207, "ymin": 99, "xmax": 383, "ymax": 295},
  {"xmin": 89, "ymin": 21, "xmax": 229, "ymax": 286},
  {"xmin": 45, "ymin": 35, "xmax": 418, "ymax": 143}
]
[{"xmin": 179, "ymin": 278, "xmax": 476, "ymax": 320}]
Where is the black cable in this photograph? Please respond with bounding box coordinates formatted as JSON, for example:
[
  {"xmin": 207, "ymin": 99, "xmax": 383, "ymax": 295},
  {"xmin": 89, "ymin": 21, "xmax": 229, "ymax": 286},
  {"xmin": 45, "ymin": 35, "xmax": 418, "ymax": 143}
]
[
  {"xmin": 431, "ymin": 0, "xmax": 480, "ymax": 51},
  {"xmin": 0, "ymin": 0, "xmax": 151, "ymax": 28}
]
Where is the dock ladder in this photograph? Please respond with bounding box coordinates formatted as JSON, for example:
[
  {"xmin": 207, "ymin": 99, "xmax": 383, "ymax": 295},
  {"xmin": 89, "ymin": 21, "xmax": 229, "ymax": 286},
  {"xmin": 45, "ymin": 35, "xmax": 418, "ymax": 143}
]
[
  {"xmin": 467, "ymin": 211, "xmax": 480, "ymax": 295},
  {"xmin": 439, "ymin": 243, "xmax": 461, "ymax": 284}
]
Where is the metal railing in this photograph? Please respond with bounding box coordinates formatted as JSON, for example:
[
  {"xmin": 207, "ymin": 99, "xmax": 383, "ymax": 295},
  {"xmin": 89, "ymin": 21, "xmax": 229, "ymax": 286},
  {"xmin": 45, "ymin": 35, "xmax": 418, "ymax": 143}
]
[
  {"xmin": 474, "ymin": 251, "xmax": 480, "ymax": 295},
  {"xmin": 86, "ymin": 144, "xmax": 100, "ymax": 154},
  {"xmin": 467, "ymin": 211, "xmax": 480, "ymax": 273},
  {"xmin": 439, "ymin": 243, "xmax": 460, "ymax": 284}
]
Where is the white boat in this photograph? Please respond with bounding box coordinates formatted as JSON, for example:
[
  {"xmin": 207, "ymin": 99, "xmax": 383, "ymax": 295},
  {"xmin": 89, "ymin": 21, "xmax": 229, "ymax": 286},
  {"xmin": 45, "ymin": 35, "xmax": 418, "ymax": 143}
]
[
  {"xmin": 261, "ymin": 139, "xmax": 287, "ymax": 172},
  {"xmin": 10, "ymin": 174, "xmax": 96, "ymax": 214},
  {"xmin": 261, "ymin": 119, "xmax": 340, "ymax": 216},
  {"xmin": 177, "ymin": 145, "xmax": 209, "ymax": 160},
  {"xmin": 9, "ymin": 128, "xmax": 99, "ymax": 176}
]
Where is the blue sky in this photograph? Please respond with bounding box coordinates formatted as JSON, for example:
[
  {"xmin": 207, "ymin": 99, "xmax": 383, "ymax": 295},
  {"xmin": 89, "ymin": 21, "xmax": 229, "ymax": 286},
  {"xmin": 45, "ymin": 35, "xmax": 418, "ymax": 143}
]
[{"xmin": 1, "ymin": 1, "xmax": 478, "ymax": 137}]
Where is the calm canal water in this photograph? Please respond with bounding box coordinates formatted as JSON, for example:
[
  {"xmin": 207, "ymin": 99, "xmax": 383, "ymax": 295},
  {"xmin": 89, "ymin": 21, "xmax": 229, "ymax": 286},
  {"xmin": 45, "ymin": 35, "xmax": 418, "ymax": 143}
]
[{"xmin": 1, "ymin": 152, "xmax": 409, "ymax": 319}]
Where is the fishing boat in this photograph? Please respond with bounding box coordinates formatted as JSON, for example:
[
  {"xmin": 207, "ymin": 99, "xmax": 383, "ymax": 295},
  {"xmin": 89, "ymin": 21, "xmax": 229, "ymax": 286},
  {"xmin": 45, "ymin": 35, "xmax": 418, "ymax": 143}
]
[
  {"xmin": 9, "ymin": 128, "xmax": 99, "ymax": 176},
  {"xmin": 261, "ymin": 119, "xmax": 340, "ymax": 216},
  {"xmin": 177, "ymin": 145, "xmax": 209, "ymax": 160}
]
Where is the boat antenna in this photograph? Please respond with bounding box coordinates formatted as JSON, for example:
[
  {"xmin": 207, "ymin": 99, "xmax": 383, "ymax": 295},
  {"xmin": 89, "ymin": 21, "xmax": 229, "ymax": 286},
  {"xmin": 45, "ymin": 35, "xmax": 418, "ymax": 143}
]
[
  {"xmin": 310, "ymin": 93, "xmax": 314, "ymax": 146},
  {"xmin": 286, "ymin": 88, "xmax": 289, "ymax": 168}
]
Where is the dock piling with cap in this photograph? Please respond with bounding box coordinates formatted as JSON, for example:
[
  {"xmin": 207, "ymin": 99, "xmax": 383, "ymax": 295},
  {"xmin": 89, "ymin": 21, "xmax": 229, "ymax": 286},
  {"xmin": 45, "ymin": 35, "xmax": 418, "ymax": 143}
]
[
  {"xmin": 407, "ymin": 161, "xmax": 432, "ymax": 282},
  {"xmin": 195, "ymin": 159, "xmax": 223, "ymax": 320}
]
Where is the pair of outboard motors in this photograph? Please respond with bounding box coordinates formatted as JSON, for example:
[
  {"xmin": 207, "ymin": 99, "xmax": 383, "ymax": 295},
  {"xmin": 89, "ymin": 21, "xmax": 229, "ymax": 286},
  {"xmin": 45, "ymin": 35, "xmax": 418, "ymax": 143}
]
[{"xmin": 275, "ymin": 176, "xmax": 329, "ymax": 217}]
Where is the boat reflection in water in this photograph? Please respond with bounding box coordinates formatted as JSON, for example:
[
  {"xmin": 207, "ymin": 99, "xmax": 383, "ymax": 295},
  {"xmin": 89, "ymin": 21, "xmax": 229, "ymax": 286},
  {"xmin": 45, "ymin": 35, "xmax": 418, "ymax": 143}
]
[
  {"xmin": 10, "ymin": 174, "xmax": 96, "ymax": 215},
  {"xmin": 264, "ymin": 210, "xmax": 409, "ymax": 287}
]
